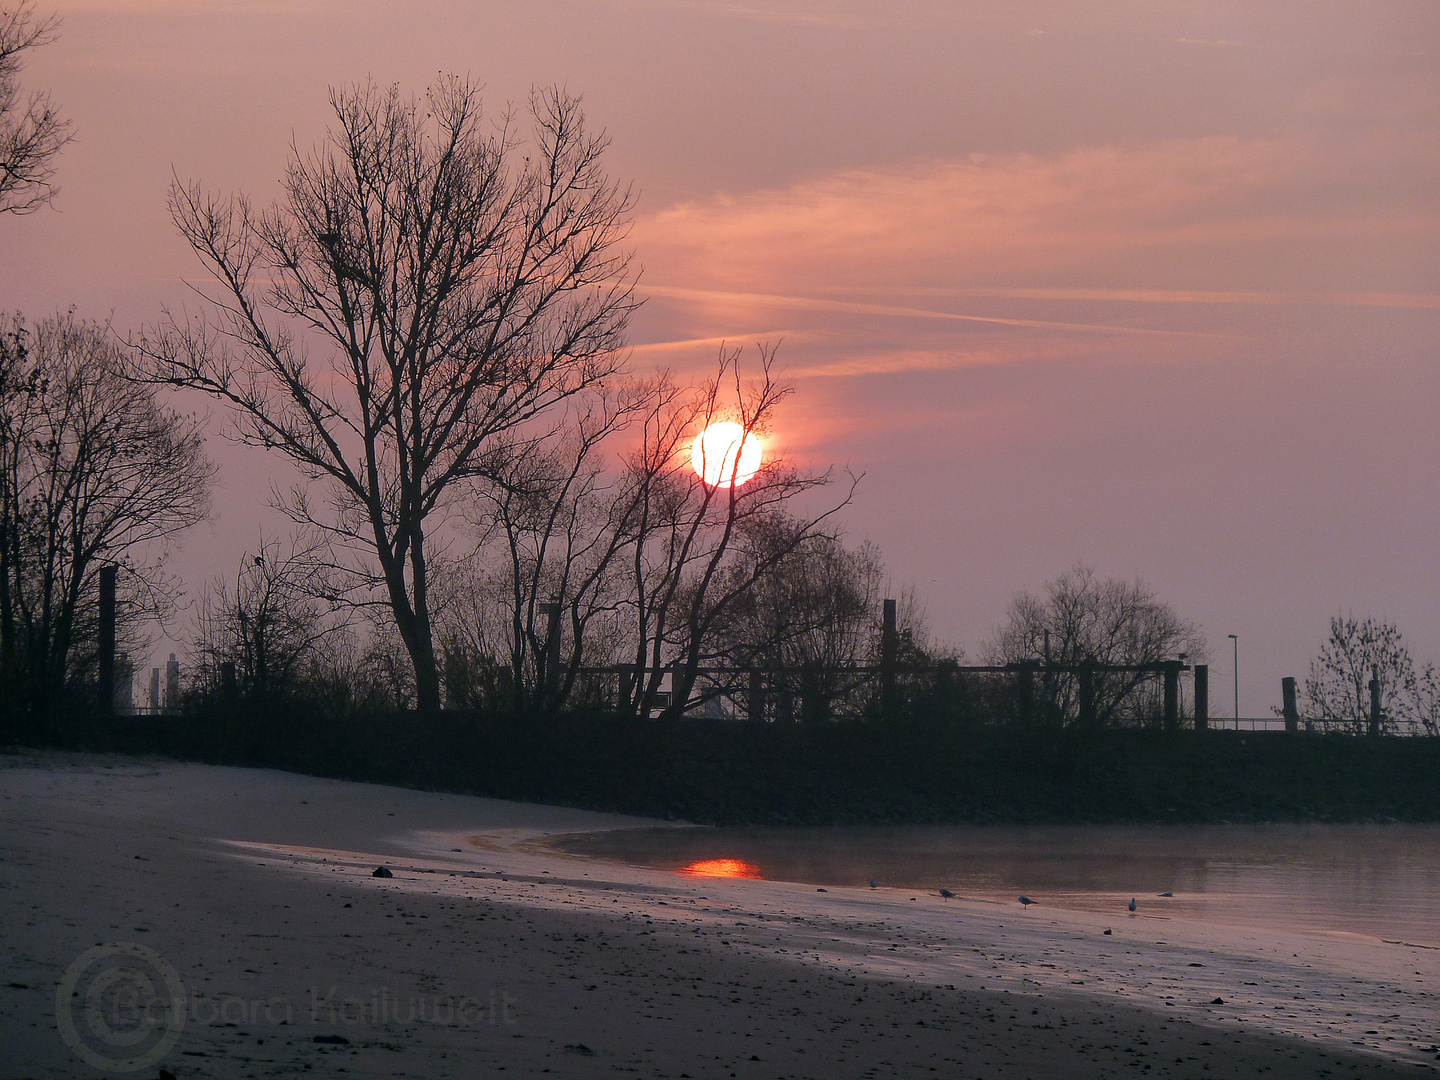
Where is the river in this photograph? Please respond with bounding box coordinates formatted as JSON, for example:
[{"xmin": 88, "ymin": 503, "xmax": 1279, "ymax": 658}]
[{"xmin": 554, "ymin": 822, "xmax": 1440, "ymax": 946}]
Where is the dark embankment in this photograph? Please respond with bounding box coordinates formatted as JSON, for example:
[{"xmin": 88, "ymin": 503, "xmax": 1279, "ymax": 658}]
[{"xmin": 6, "ymin": 705, "xmax": 1439, "ymax": 825}]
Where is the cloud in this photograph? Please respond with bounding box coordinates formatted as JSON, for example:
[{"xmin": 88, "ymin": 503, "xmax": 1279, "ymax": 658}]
[
  {"xmin": 640, "ymin": 285, "xmax": 1208, "ymax": 336},
  {"xmin": 634, "ymin": 135, "xmax": 1440, "ymax": 298}
]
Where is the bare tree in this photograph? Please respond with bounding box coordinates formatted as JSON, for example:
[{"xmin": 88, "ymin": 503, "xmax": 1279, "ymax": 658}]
[
  {"xmin": 0, "ymin": 312, "xmax": 213, "ymax": 716},
  {"xmin": 619, "ymin": 347, "xmax": 854, "ymax": 719},
  {"xmin": 138, "ymin": 77, "xmax": 638, "ymax": 712},
  {"xmin": 1304, "ymin": 614, "xmax": 1416, "ymax": 735},
  {"xmin": 459, "ymin": 379, "xmax": 654, "ymax": 712},
  {"xmin": 188, "ymin": 533, "xmax": 348, "ymax": 700},
  {"xmin": 713, "ymin": 523, "xmax": 885, "ymax": 721},
  {"xmin": 985, "ymin": 563, "xmax": 1205, "ymax": 727},
  {"xmin": 0, "ymin": 2, "xmax": 71, "ymax": 215}
]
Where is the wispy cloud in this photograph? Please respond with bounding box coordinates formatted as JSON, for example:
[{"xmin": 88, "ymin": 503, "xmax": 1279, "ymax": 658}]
[
  {"xmin": 634, "ymin": 135, "xmax": 1439, "ymax": 299},
  {"xmin": 803, "ymin": 286, "xmax": 1440, "ymax": 310},
  {"xmin": 640, "ymin": 284, "xmax": 1208, "ymax": 337}
]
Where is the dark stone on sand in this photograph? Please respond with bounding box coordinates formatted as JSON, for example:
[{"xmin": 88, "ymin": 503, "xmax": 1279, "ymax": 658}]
[
  {"xmin": 373, "ymin": 866, "xmax": 393, "ymax": 878},
  {"xmin": 564, "ymin": 1043, "xmax": 595, "ymax": 1055},
  {"xmin": 1211, "ymin": 997, "xmax": 1225, "ymax": 1005},
  {"xmin": 314, "ymin": 1034, "xmax": 350, "ymax": 1044}
]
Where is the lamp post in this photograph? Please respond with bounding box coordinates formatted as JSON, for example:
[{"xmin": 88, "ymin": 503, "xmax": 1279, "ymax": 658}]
[{"xmin": 1227, "ymin": 634, "xmax": 1239, "ymax": 719}]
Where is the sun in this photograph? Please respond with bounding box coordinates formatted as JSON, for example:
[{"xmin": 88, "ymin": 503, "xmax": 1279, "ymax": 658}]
[{"xmin": 691, "ymin": 421, "xmax": 763, "ymax": 487}]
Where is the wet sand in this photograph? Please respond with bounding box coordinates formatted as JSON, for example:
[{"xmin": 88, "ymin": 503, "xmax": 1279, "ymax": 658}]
[{"xmin": 2, "ymin": 750, "xmax": 1436, "ymax": 1078}]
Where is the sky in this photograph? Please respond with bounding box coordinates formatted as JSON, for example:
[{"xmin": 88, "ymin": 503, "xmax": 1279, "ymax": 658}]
[{"xmin": 3, "ymin": 0, "xmax": 1438, "ymax": 715}]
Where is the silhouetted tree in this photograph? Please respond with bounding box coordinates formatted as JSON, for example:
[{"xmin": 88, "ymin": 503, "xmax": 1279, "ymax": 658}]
[
  {"xmin": 0, "ymin": 2, "xmax": 70, "ymax": 214},
  {"xmin": 621, "ymin": 347, "xmax": 853, "ymax": 719},
  {"xmin": 139, "ymin": 77, "xmax": 638, "ymax": 712},
  {"xmin": 0, "ymin": 312, "xmax": 212, "ymax": 719},
  {"xmin": 713, "ymin": 523, "xmax": 884, "ymax": 721},
  {"xmin": 1303, "ymin": 614, "xmax": 1433, "ymax": 735},
  {"xmin": 189, "ymin": 534, "xmax": 348, "ymax": 701},
  {"xmin": 985, "ymin": 563, "xmax": 1204, "ymax": 727}
]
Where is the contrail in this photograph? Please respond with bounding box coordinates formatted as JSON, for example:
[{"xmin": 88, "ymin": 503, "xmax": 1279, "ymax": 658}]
[{"xmin": 642, "ymin": 284, "xmax": 1210, "ymax": 337}]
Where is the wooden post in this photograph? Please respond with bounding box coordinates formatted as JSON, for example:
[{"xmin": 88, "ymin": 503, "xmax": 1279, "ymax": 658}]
[
  {"xmin": 538, "ymin": 600, "xmax": 562, "ymax": 704},
  {"xmin": 97, "ymin": 565, "xmax": 117, "ymax": 716},
  {"xmin": 777, "ymin": 688, "xmax": 795, "ymax": 724},
  {"xmin": 747, "ymin": 670, "xmax": 766, "ymax": 723},
  {"xmin": 618, "ymin": 663, "xmax": 637, "ymax": 711},
  {"xmin": 1193, "ymin": 664, "xmax": 1208, "ymax": 730},
  {"xmin": 1015, "ymin": 663, "xmax": 1034, "ymax": 723},
  {"xmin": 880, "ymin": 598, "xmax": 898, "ymax": 717},
  {"xmin": 1281, "ymin": 676, "xmax": 1299, "ymax": 733},
  {"xmin": 1078, "ymin": 665, "xmax": 1096, "ymax": 728},
  {"xmin": 1163, "ymin": 662, "xmax": 1180, "ymax": 730},
  {"xmin": 220, "ymin": 660, "xmax": 237, "ymax": 700},
  {"xmin": 1369, "ymin": 665, "xmax": 1381, "ymax": 736}
]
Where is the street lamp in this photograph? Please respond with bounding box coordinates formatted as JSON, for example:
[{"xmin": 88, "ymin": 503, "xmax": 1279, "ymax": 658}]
[{"xmin": 1227, "ymin": 634, "xmax": 1239, "ymax": 719}]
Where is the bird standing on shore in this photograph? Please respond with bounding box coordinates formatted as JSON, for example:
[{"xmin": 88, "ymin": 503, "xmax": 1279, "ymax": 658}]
[
  {"xmin": 939, "ymin": 888, "xmax": 955, "ymax": 899},
  {"xmin": 1018, "ymin": 895, "xmax": 1036, "ymax": 909},
  {"xmin": 1128, "ymin": 897, "xmax": 1137, "ymax": 913}
]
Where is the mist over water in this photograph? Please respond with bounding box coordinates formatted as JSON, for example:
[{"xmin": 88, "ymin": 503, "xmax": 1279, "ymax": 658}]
[{"xmin": 557, "ymin": 823, "xmax": 1440, "ymax": 946}]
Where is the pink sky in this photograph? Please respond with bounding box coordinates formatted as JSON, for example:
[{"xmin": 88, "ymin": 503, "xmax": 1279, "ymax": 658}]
[{"xmin": 4, "ymin": 0, "xmax": 1438, "ymax": 713}]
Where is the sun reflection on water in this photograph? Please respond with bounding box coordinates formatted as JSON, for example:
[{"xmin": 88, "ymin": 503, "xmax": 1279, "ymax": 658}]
[{"xmin": 677, "ymin": 858, "xmax": 764, "ymax": 879}]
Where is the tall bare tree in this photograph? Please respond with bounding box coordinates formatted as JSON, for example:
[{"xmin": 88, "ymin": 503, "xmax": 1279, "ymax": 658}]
[
  {"xmin": 0, "ymin": 312, "xmax": 213, "ymax": 717},
  {"xmin": 0, "ymin": 1, "xmax": 71, "ymax": 215},
  {"xmin": 619, "ymin": 348, "xmax": 853, "ymax": 719},
  {"xmin": 1304, "ymin": 614, "xmax": 1419, "ymax": 735},
  {"xmin": 985, "ymin": 563, "xmax": 1205, "ymax": 727},
  {"xmin": 712, "ymin": 524, "xmax": 885, "ymax": 721},
  {"xmin": 188, "ymin": 533, "xmax": 348, "ymax": 701},
  {"xmin": 138, "ymin": 78, "xmax": 639, "ymax": 712},
  {"xmin": 459, "ymin": 380, "xmax": 654, "ymax": 712}
]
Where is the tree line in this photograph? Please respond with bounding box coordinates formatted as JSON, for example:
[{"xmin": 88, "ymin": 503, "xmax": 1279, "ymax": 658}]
[{"xmin": 2, "ymin": 18, "xmax": 1433, "ymax": 734}]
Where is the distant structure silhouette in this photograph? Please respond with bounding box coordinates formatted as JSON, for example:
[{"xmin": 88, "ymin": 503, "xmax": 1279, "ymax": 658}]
[{"xmin": 1128, "ymin": 897, "xmax": 1137, "ymax": 913}]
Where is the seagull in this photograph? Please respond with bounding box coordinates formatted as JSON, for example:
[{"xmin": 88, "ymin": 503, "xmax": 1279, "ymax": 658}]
[
  {"xmin": 1128, "ymin": 897, "xmax": 1137, "ymax": 913},
  {"xmin": 939, "ymin": 888, "xmax": 955, "ymax": 899},
  {"xmin": 869, "ymin": 879, "xmax": 878, "ymax": 889},
  {"xmin": 1159, "ymin": 891, "xmax": 1174, "ymax": 897},
  {"xmin": 1018, "ymin": 895, "xmax": 1036, "ymax": 908}
]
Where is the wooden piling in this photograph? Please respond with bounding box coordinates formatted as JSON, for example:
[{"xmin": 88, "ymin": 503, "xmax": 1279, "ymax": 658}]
[
  {"xmin": 1078, "ymin": 665, "xmax": 1096, "ymax": 728},
  {"xmin": 881, "ymin": 598, "xmax": 898, "ymax": 717},
  {"xmin": 1163, "ymin": 662, "xmax": 1180, "ymax": 730},
  {"xmin": 97, "ymin": 565, "xmax": 117, "ymax": 716},
  {"xmin": 747, "ymin": 670, "xmax": 766, "ymax": 723},
  {"xmin": 1281, "ymin": 676, "xmax": 1299, "ymax": 733},
  {"xmin": 1193, "ymin": 664, "xmax": 1208, "ymax": 730},
  {"xmin": 1369, "ymin": 665, "xmax": 1382, "ymax": 736},
  {"xmin": 538, "ymin": 600, "xmax": 562, "ymax": 701}
]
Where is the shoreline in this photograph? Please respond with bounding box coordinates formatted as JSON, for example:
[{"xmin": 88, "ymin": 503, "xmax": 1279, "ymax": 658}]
[{"xmin": 4, "ymin": 749, "xmax": 1436, "ymax": 1077}]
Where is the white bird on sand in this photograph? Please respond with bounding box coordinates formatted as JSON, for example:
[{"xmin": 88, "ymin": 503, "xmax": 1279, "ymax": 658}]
[{"xmin": 1128, "ymin": 897, "xmax": 1137, "ymax": 913}]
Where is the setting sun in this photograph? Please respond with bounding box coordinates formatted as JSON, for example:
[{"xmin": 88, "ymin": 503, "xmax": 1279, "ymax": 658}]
[{"xmin": 691, "ymin": 422, "xmax": 763, "ymax": 488}]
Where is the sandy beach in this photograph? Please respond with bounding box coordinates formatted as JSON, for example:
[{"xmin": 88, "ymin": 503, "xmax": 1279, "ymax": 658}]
[{"xmin": 2, "ymin": 750, "xmax": 1436, "ymax": 1078}]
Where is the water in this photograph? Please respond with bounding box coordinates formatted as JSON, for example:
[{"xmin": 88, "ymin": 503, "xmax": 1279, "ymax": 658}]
[{"xmin": 555, "ymin": 823, "xmax": 1440, "ymax": 945}]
